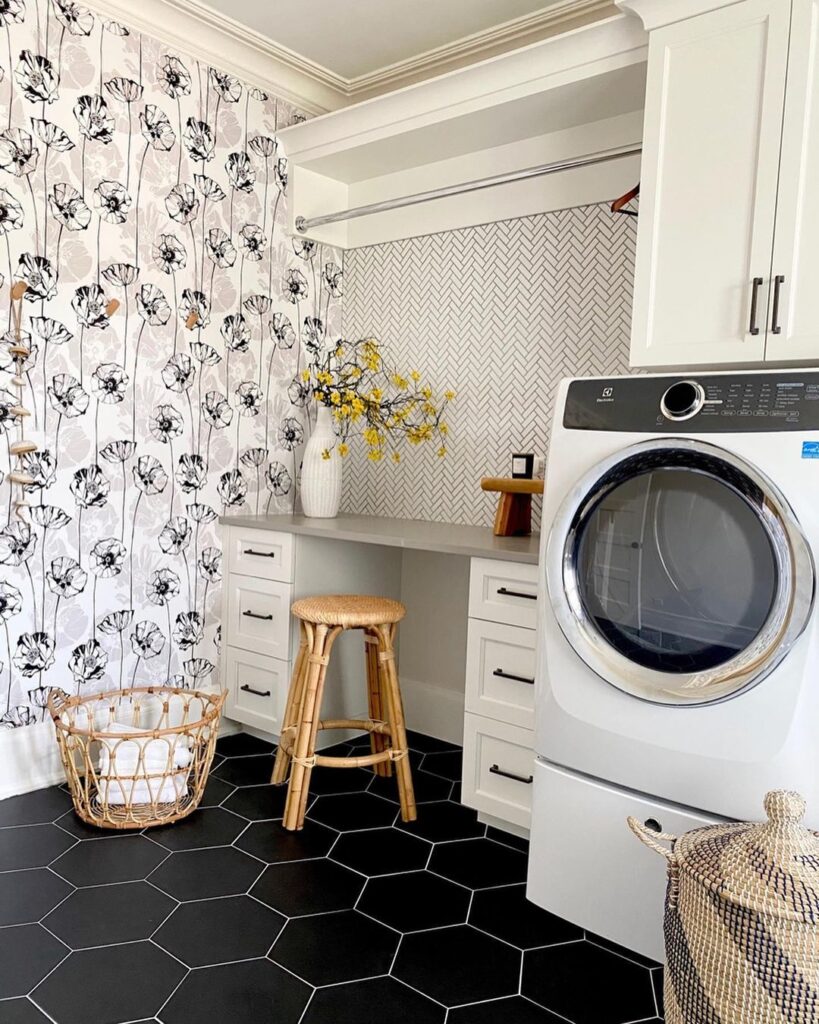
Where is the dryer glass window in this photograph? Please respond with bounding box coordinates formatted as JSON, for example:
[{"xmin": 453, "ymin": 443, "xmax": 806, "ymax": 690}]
[{"xmin": 574, "ymin": 468, "xmax": 778, "ymax": 674}]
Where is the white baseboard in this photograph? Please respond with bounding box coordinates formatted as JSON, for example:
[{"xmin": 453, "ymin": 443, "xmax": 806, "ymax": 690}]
[
  {"xmin": 0, "ymin": 722, "xmax": 67, "ymax": 801},
  {"xmin": 401, "ymin": 677, "xmax": 465, "ymax": 746}
]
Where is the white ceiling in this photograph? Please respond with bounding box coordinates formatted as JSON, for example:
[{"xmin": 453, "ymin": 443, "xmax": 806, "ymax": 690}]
[{"xmin": 201, "ymin": 0, "xmax": 570, "ymax": 80}]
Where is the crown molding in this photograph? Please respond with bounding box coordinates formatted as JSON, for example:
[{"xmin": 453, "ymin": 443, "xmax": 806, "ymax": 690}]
[
  {"xmin": 86, "ymin": 0, "xmax": 617, "ymax": 115},
  {"xmin": 85, "ymin": 0, "xmax": 347, "ymax": 114},
  {"xmin": 342, "ymin": 0, "xmax": 617, "ymax": 98},
  {"xmin": 615, "ymin": 0, "xmax": 743, "ymax": 30}
]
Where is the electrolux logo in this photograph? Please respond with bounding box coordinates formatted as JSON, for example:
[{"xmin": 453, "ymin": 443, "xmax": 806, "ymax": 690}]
[{"xmin": 597, "ymin": 385, "xmax": 615, "ymax": 404}]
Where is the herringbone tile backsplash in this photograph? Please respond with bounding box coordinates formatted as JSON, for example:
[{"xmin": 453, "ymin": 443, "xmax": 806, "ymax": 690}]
[{"xmin": 342, "ymin": 203, "xmax": 636, "ymax": 529}]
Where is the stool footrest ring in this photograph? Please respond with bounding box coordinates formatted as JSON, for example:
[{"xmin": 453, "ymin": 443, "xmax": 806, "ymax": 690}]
[{"xmin": 318, "ymin": 717, "xmax": 390, "ymax": 735}]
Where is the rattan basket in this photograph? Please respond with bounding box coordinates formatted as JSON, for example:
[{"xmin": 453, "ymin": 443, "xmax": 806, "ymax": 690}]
[
  {"xmin": 48, "ymin": 686, "xmax": 225, "ymax": 830},
  {"xmin": 630, "ymin": 790, "xmax": 819, "ymax": 1023}
]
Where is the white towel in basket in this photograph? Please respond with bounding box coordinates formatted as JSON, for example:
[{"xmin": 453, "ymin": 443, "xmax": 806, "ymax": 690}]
[{"xmin": 97, "ymin": 722, "xmax": 193, "ymax": 805}]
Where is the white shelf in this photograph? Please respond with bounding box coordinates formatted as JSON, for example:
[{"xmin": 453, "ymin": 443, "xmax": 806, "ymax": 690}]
[{"xmin": 279, "ymin": 13, "xmax": 648, "ymax": 248}]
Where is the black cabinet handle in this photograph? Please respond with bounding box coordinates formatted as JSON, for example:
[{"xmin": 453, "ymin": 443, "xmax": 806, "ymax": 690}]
[
  {"xmin": 493, "ymin": 668, "xmax": 535, "ymax": 685},
  {"xmin": 497, "ymin": 587, "xmax": 536, "ymax": 601},
  {"xmin": 240, "ymin": 684, "xmax": 271, "ymax": 697},
  {"xmin": 489, "ymin": 763, "xmax": 533, "ymax": 785},
  {"xmin": 749, "ymin": 276, "xmax": 763, "ymax": 336},
  {"xmin": 243, "ymin": 548, "xmax": 275, "ymax": 558},
  {"xmin": 243, "ymin": 610, "xmax": 273, "ymax": 621},
  {"xmin": 771, "ymin": 274, "xmax": 785, "ymax": 335}
]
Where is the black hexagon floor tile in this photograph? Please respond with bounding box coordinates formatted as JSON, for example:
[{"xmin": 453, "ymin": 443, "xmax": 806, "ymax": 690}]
[
  {"xmin": 303, "ymin": 975, "xmax": 445, "ymax": 1024},
  {"xmin": 33, "ymin": 942, "xmax": 186, "ymax": 1024},
  {"xmin": 271, "ymin": 909, "xmax": 398, "ymax": 986},
  {"xmin": 0, "ymin": 924, "xmax": 69, "ymax": 998},
  {"xmin": 149, "ymin": 807, "xmax": 247, "ymax": 851},
  {"xmin": 148, "ymin": 845, "xmax": 264, "ymax": 901},
  {"xmin": 235, "ymin": 819, "xmax": 337, "ymax": 863},
  {"xmin": 522, "ymin": 940, "xmax": 657, "ymax": 1024},
  {"xmin": 405, "ymin": 730, "xmax": 462, "ymax": 755},
  {"xmin": 486, "ymin": 825, "xmax": 529, "ymax": 852},
  {"xmin": 358, "ymin": 869, "xmax": 470, "ymax": 932},
  {"xmin": 222, "ymin": 783, "xmax": 288, "ymax": 821},
  {"xmin": 367, "ymin": 767, "xmax": 452, "ymax": 804},
  {"xmin": 469, "ymin": 884, "xmax": 583, "ymax": 949},
  {"xmin": 330, "ymin": 827, "xmax": 431, "ymax": 876},
  {"xmin": 159, "ymin": 956, "xmax": 310, "ymax": 1024},
  {"xmin": 53, "ymin": 810, "xmax": 123, "ymax": 840},
  {"xmin": 0, "ymin": 998, "xmax": 54, "ymax": 1023},
  {"xmin": 0, "ymin": 786, "xmax": 74, "ymax": 826},
  {"xmin": 0, "ymin": 824, "xmax": 76, "ymax": 871},
  {"xmin": 43, "ymin": 881, "xmax": 175, "ymax": 948},
  {"xmin": 448, "ymin": 996, "xmax": 566, "ymax": 1023},
  {"xmin": 212, "ymin": 754, "xmax": 276, "ymax": 786},
  {"xmin": 0, "ymin": 868, "xmax": 73, "ymax": 926},
  {"xmin": 429, "ymin": 837, "xmax": 527, "ymax": 889},
  {"xmin": 251, "ymin": 857, "xmax": 364, "ymax": 917},
  {"xmin": 307, "ymin": 766, "xmax": 374, "ymax": 796},
  {"xmin": 587, "ymin": 930, "xmax": 662, "ymax": 969},
  {"xmin": 421, "ymin": 750, "xmax": 463, "ymax": 781},
  {"xmin": 50, "ymin": 834, "xmax": 167, "ymax": 885},
  {"xmin": 216, "ymin": 733, "xmax": 276, "ymax": 757},
  {"xmin": 307, "ymin": 792, "xmax": 399, "ymax": 831},
  {"xmin": 198, "ymin": 773, "xmax": 236, "ymax": 808},
  {"xmin": 154, "ymin": 894, "xmax": 284, "ymax": 967},
  {"xmin": 0, "ymin": 734, "xmax": 665, "ymax": 1023},
  {"xmin": 394, "ymin": 924, "xmax": 520, "ymax": 1007},
  {"xmin": 395, "ymin": 801, "xmax": 484, "ymax": 843}
]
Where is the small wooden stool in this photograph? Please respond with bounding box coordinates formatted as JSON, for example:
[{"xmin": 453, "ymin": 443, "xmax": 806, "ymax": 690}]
[{"xmin": 271, "ymin": 594, "xmax": 417, "ymax": 831}]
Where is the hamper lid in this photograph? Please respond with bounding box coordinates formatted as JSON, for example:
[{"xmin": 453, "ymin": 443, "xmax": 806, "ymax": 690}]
[{"xmin": 674, "ymin": 791, "xmax": 819, "ymax": 923}]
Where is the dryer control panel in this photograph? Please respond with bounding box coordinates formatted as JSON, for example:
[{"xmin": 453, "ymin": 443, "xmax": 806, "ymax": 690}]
[{"xmin": 564, "ymin": 372, "xmax": 819, "ymax": 431}]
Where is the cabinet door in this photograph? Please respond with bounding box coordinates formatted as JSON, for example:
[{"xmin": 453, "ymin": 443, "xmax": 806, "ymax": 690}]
[
  {"xmin": 766, "ymin": 0, "xmax": 819, "ymax": 361},
  {"xmin": 630, "ymin": 0, "xmax": 791, "ymax": 368}
]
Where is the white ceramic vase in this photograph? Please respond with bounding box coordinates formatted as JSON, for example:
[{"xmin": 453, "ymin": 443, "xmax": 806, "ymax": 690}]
[{"xmin": 300, "ymin": 404, "xmax": 342, "ymax": 518}]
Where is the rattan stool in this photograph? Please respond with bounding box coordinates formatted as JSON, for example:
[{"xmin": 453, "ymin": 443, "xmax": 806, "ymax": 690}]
[{"xmin": 272, "ymin": 594, "xmax": 417, "ymax": 831}]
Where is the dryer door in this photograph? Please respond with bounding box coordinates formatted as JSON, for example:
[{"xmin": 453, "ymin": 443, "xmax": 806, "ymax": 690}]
[{"xmin": 547, "ymin": 438, "xmax": 815, "ymax": 705}]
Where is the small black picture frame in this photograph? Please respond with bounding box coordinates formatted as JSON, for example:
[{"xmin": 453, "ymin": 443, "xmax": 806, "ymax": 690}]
[{"xmin": 511, "ymin": 453, "xmax": 534, "ymax": 479}]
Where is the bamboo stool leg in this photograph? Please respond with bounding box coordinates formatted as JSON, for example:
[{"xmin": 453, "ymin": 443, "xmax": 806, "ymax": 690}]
[
  {"xmin": 271, "ymin": 623, "xmax": 309, "ymax": 785},
  {"xmin": 365, "ymin": 628, "xmax": 391, "ymax": 778},
  {"xmin": 283, "ymin": 623, "xmax": 340, "ymax": 831},
  {"xmin": 377, "ymin": 622, "xmax": 417, "ymax": 823}
]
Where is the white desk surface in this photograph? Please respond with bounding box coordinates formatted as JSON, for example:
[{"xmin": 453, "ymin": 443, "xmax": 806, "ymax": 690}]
[{"xmin": 219, "ymin": 513, "xmax": 540, "ymax": 565}]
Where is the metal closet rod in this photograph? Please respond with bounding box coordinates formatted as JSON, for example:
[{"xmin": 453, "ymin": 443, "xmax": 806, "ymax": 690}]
[{"xmin": 295, "ymin": 143, "xmax": 642, "ymax": 233}]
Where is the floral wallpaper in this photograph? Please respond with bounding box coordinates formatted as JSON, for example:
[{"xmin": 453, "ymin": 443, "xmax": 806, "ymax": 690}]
[{"xmin": 0, "ymin": 0, "xmax": 341, "ymax": 729}]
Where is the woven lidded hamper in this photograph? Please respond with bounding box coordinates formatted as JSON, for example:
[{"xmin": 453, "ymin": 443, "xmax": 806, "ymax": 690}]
[{"xmin": 629, "ymin": 791, "xmax": 819, "ymax": 1024}]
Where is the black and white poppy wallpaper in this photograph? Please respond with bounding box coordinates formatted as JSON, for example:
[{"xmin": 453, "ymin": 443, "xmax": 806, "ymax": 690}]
[{"xmin": 0, "ymin": 1, "xmax": 342, "ymax": 728}]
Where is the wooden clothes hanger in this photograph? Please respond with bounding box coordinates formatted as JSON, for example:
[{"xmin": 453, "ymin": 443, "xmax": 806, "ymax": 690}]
[{"xmin": 611, "ymin": 182, "xmax": 640, "ymax": 217}]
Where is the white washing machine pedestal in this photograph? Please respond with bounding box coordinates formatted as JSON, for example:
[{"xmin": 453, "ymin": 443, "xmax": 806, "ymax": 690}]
[{"xmin": 526, "ymin": 758, "xmax": 723, "ymax": 961}]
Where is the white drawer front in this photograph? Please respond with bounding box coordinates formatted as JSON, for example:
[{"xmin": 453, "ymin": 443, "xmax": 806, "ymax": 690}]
[
  {"xmin": 465, "ymin": 620, "xmax": 536, "ymax": 729},
  {"xmin": 468, "ymin": 558, "xmax": 538, "ymax": 628},
  {"xmin": 227, "ymin": 576, "xmax": 292, "ymax": 660},
  {"xmin": 228, "ymin": 528, "xmax": 294, "ymax": 582},
  {"xmin": 224, "ymin": 647, "xmax": 288, "ymax": 735},
  {"xmin": 462, "ymin": 713, "xmax": 534, "ymax": 829}
]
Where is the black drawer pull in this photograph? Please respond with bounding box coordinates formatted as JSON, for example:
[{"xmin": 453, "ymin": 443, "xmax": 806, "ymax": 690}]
[
  {"xmin": 496, "ymin": 587, "xmax": 536, "ymax": 601},
  {"xmin": 243, "ymin": 548, "xmax": 275, "ymax": 558},
  {"xmin": 489, "ymin": 763, "xmax": 533, "ymax": 785},
  {"xmin": 240, "ymin": 684, "xmax": 271, "ymax": 698},
  {"xmin": 493, "ymin": 668, "xmax": 535, "ymax": 685},
  {"xmin": 749, "ymin": 276, "xmax": 763, "ymax": 335},
  {"xmin": 243, "ymin": 610, "xmax": 273, "ymax": 621}
]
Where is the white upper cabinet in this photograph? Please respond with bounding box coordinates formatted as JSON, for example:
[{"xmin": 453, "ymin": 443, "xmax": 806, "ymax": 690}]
[
  {"xmin": 766, "ymin": 0, "xmax": 819, "ymax": 361},
  {"xmin": 629, "ymin": 0, "xmax": 791, "ymax": 368}
]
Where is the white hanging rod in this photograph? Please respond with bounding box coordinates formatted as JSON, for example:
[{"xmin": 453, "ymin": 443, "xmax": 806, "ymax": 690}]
[{"xmin": 294, "ymin": 143, "xmax": 642, "ymax": 233}]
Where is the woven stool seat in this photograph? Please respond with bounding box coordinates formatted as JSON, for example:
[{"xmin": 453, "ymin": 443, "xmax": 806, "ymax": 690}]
[
  {"xmin": 273, "ymin": 593, "xmax": 416, "ymax": 831},
  {"xmin": 292, "ymin": 594, "xmax": 405, "ymax": 628}
]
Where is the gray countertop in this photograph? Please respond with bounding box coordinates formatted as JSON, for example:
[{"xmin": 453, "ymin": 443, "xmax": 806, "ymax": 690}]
[{"xmin": 219, "ymin": 513, "xmax": 540, "ymax": 564}]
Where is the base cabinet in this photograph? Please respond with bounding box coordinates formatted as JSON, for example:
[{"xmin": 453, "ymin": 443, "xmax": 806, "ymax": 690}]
[{"xmin": 462, "ymin": 557, "xmax": 538, "ymax": 831}]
